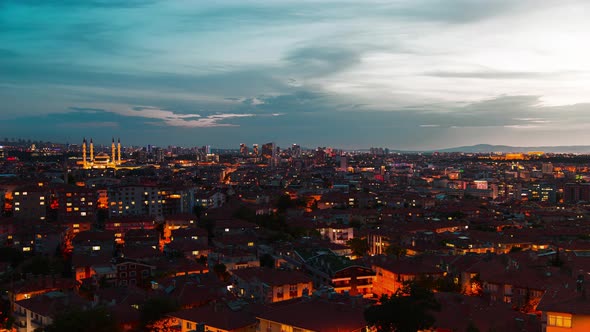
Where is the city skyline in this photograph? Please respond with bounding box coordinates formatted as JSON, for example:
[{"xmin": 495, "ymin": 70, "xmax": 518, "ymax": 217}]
[{"xmin": 2, "ymin": 1, "xmax": 590, "ymax": 149}]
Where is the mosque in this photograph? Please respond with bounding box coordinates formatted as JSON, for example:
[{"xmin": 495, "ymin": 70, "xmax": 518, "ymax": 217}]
[{"xmin": 79, "ymin": 138, "xmax": 122, "ymax": 169}]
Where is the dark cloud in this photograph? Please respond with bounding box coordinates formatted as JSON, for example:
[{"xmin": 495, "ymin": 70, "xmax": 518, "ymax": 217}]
[{"xmin": 0, "ymin": 60, "xmax": 289, "ymax": 98}]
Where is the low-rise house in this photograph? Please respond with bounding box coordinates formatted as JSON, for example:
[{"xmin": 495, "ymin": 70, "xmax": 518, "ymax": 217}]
[
  {"xmin": 215, "ymin": 219, "xmax": 258, "ymax": 237},
  {"xmin": 105, "ymin": 216, "xmax": 157, "ymax": 245},
  {"xmin": 537, "ymin": 283, "xmax": 590, "ymax": 332},
  {"xmin": 168, "ymin": 302, "xmax": 257, "ymax": 332},
  {"xmin": 230, "ymin": 267, "xmax": 313, "ymax": 303},
  {"xmin": 115, "ymin": 259, "xmax": 155, "ymax": 288},
  {"xmin": 71, "ymin": 230, "xmax": 115, "ymax": 256},
  {"xmin": 429, "ymin": 292, "xmax": 541, "ymax": 332},
  {"xmin": 13, "ymin": 291, "xmax": 89, "ymax": 332},
  {"xmin": 371, "ymin": 256, "xmax": 445, "ymax": 297},
  {"xmin": 209, "ymin": 248, "xmax": 260, "ymax": 271},
  {"xmin": 299, "ymin": 250, "xmax": 375, "ymax": 297},
  {"xmin": 124, "ymin": 228, "xmax": 161, "ymax": 249},
  {"xmin": 257, "ymin": 297, "xmax": 369, "ymax": 332},
  {"xmin": 317, "ymin": 224, "xmax": 354, "ymax": 245}
]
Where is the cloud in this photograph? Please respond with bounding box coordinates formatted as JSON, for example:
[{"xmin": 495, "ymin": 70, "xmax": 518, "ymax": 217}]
[
  {"xmin": 59, "ymin": 121, "xmax": 119, "ymax": 128},
  {"xmin": 78, "ymin": 105, "xmax": 255, "ymax": 128},
  {"xmin": 4, "ymin": 0, "xmax": 590, "ymax": 149},
  {"xmin": 423, "ymin": 70, "xmax": 566, "ymax": 80},
  {"xmin": 503, "ymin": 124, "xmax": 540, "ymax": 129}
]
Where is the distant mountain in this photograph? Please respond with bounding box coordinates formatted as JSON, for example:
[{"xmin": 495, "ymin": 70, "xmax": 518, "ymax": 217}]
[{"xmin": 429, "ymin": 144, "xmax": 590, "ymax": 153}]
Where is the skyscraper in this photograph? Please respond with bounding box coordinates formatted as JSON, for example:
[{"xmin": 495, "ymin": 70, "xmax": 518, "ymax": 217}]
[
  {"xmin": 262, "ymin": 142, "xmax": 277, "ymax": 167},
  {"xmin": 292, "ymin": 144, "xmax": 301, "ymax": 158},
  {"xmin": 252, "ymin": 144, "xmax": 259, "ymax": 156},
  {"xmin": 240, "ymin": 143, "xmax": 248, "ymax": 156}
]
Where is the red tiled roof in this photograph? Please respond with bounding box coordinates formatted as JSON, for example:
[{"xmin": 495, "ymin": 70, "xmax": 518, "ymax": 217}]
[
  {"xmin": 257, "ymin": 298, "xmax": 367, "ymax": 332},
  {"xmin": 231, "ymin": 267, "xmax": 312, "ymax": 287},
  {"xmin": 169, "ymin": 303, "xmax": 257, "ymax": 330}
]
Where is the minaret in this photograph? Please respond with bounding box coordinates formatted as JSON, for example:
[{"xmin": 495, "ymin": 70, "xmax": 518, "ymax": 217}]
[
  {"xmin": 82, "ymin": 138, "xmax": 87, "ymax": 169},
  {"xmin": 111, "ymin": 137, "xmax": 116, "ymax": 167},
  {"xmin": 89, "ymin": 138, "xmax": 94, "ymax": 164},
  {"xmin": 117, "ymin": 138, "xmax": 121, "ymax": 165}
]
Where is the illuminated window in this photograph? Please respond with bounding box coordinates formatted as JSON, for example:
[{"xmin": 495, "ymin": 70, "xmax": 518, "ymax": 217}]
[
  {"xmin": 23, "ymin": 192, "xmax": 27, "ymax": 195},
  {"xmin": 73, "ymin": 224, "xmax": 79, "ymax": 228},
  {"xmin": 192, "ymin": 251, "xmax": 199, "ymax": 256},
  {"xmin": 92, "ymin": 246, "xmax": 101, "ymax": 251},
  {"xmin": 39, "ymin": 202, "xmax": 45, "ymax": 206},
  {"xmin": 22, "ymin": 247, "xmax": 31, "ymax": 252},
  {"xmin": 66, "ymin": 202, "xmax": 72, "ymax": 207},
  {"xmin": 80, "ymin": 212, "xmax": 86, "ymax": 216},
  {"xmin": 40, "ymin": 196, "xmax": 45, "ymax": 200},
  {"xmin": 191, "ymin": 236, "xmax": 198, "ymax": 240},
  {"xmin": 548, "ymin": 315, "xmax": 572, "ymax": 328},
  {"xmin": 248, "ymin": 242, "xmax": 254, "ymax": 247},
  {"xmin": 14, "ymin": 192, "xmax": 19, "ymax": 196},
  {"xmin": 80, "ymin": 197, "xmax": 85, "ymax": 202},
  {"xmin": 225, "ymin": 228, "xmax": 230, "ymax": 232},
  {"xmin": 14, "ymin": 207, "xmax": 20, "ymax": 211}
]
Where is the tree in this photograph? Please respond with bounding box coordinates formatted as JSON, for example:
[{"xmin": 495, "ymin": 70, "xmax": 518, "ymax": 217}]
[
  {"xmin": 465, "ymin": 273, "xmax": 483, "ymax": 296},
  {"xmin": 45, "ymin": 307, "xmax": 121, "ymax": 332},
  {"xmin": 466, "ymin": 321, "xmax": 480, "ymax": 332},
  {"xmin": 364, "ymin": 282, "xmax": 440, "ymax": 332},
  {"xmin": 192, "ymin": 205, "xmax": 203, "ymax": 219},
  {"xmin": 140, "ymin": 296, "xmax": 180, "ymax": 329},
  {"xmin": 22, "ymin": 256, "xmax": 64, "ymax": 276},
  {"xmin": 259, "ymin": 253, "xmax": 275, "ymax": 268},
  {"xmin": 146, "ymin": 317, "xmax": 178, "ymax": 332},
  {"xmin": 385, "ymin": 245, "xmax": 407, "ymax": 258},
  {"xmin": 347, "ymin": 238, "xmax": 369, "ymax": 257},
  {"xmin": 276, "ymin": 194, "xmax": 294, "ymax": 213},
  {"xmin": 0, "ymin": 247, "xmax": 24, "ymax": 267},
  {"xmin": 213, "ymin": 263, "xmax": 229, "ymax": 281}
]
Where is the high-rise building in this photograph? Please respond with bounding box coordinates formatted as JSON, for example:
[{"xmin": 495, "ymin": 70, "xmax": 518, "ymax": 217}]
[
  {"xmin": 564, "ymin": 183, "xmax": 590, "ymax": 204},
  {"xmin": 108, "ymin": 185, "xmax": 164, "ymax": 220},
  {"xmin": 154, "ymin": 147, "xmax": 165, "ymax": 163},
  {"xmin": 292, "ymin": 144, "xmax": 301, "ymax": 158},
  {"xmin": 542, "ymin": 163, "xmax": 553, "ymax": 175},
  {"xmin": 252, "ymin": 144, "xmax": 259, "ymax": 156},
  {"xmin": 240, "ymin": 143, "xmax": 248, "ymax": 156},
  {"xmin": 12, "ymin": 185, "xmax": 48, "ymax": 221},
  {"xmin": 314, "ymin": 147, "xmax": 326, "ymax": 165},
  {"xmin": 340, "ymin": 157, "xmax": 347, "ymax": 171},
  {"xmin": 262, "ymin": 142, "xmax": 278, "ymax": 167}
]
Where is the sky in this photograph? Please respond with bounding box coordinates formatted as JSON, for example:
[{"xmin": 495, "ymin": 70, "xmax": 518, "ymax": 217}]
[{"xmin": 2, "ymin": 0, "xmax": 590, "ymax": 150}]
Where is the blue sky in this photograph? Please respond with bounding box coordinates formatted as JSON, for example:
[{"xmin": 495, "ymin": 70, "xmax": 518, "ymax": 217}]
[{"xmin": 2, "ymin": 0, "xmax": 590, "ymax": 149}]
